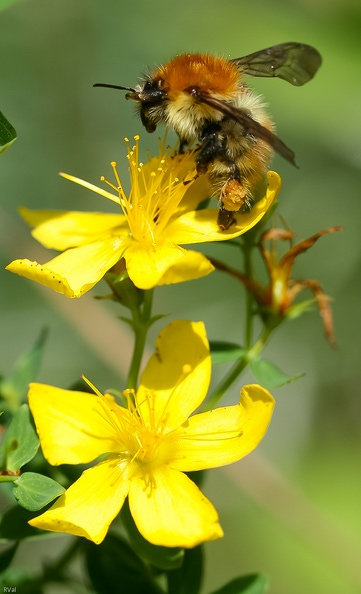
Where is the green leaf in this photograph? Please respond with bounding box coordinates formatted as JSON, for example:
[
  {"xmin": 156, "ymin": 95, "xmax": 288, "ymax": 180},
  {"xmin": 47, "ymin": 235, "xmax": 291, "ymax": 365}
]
[
  {"xmin": 0, "ymin": 405, "xmax": 39, "ymax": 472},
  {"xmin": 0, "ymin": 110, "xmax": 17, "ymax": 155},
  {"xmin": 210, "ymin": 341, "xmax": 246, "ymax": 364},
  {"xmin": 0, "ymin": 328, "xmax": 48, "ymax": 410},
  {"xmin": 85, "ymin": 533, "xmax": 163, "ymax": 594},
  {"xmin": 0, "ymin": 542, "xmax": 18, "ymax": 572},
  {"xmin": 166, "ymin": 546, "xmax": 203, "ymax": 594},
  {"xmin": 0, "ymin": 505, "xmax": 48, "ymax": 540},
  {"xmin": 121, "ymin": 499, "xmax": 184, "ymax": 570},
  {"xmin": 287, "ymin": 298, "xmax": 316, "ymax": 320},
  {"xmin": 209, "ymin": 573, "xmax": 268, "ymax": 594},
  {"xmin": 13, "ymin": 472, "xmax": 65, "ymax": 511},
  {"xmin": 250, "ymin": 357, "xmax": 304, "ymax": 389},
  {"xmin": 0, "ymin": 568, "xmax": 34, "ymax": 592}
]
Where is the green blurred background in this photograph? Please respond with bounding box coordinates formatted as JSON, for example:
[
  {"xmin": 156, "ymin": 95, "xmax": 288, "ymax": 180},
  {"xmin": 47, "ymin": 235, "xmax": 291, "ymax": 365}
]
[{"xmin": 1, "ymin": 0, "xmax": 360, "ymax": 592}]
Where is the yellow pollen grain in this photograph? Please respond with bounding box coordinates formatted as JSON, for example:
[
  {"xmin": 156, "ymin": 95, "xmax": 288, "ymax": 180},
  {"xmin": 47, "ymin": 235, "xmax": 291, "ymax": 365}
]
[{"xmin": 182, "ymin": 364, "xmax": 193, "ymax": 376}]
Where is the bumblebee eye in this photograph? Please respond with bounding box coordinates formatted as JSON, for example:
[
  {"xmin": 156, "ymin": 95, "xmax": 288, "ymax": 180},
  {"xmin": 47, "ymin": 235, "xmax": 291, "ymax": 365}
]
[
  {"xmin": 143, "ymin": 80, "xmax": 154, "ymax": 92},
  {"xmin": 139, "ymin": 79, "xmax": 166, "ymax": 105}
]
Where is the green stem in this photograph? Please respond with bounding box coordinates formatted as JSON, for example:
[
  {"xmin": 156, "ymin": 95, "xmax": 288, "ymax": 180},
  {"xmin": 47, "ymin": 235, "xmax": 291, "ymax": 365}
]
[
  {"xmin": 204, "ymin": 236, "xmax": 257, "ymax": 410},
  {"xmin": 127, "ymin": 289, "xmax": 154, "ymax": 389},
  {"xmin": 204, "ymin": 357, "xmax": 249, "ymax": 411},
  {"xmin": 205, "ymin": 325, "xmax": 273, "ymax": 410},
  {"xmin": 242, "ymin": 236, "xmax": 255, "ymax": 350},
  {"xmin": 247, "ymin": 324, "xmax": 273, "ymax": 359}
]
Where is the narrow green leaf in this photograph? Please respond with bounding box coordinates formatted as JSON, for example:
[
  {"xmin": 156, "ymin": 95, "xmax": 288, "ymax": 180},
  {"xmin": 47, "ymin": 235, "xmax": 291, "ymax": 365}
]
[
  {"xmin": 121, "ymin": 499, "xmax": 184, "ymax": 570},
  {"xmin": 0, "ymin": 110, "xmax": 17, "ymax": 154},
  {"xmin": 250, "ymin": 357, "xmax": 304, "ymax": 389},
  {"xmin": 209, "ymin": 573, "xmax": 268, "ymax": 594},
  {"xmin": 0, "ymin": 328, "xmax": 48, "ymax": 410},
  {"xmin": 85, "ymin": 533, "xmax": 163, "ymax": 594},
  {"xmin": 287, "ymin": 298, "xmax": 316, "ymax": 320},
  {"xmin": 0, "ymin": 405, "xmax": 39, "ymax": 472},
  {"xmin": 13, "ymin": 472, "xmax": 65, "ymax": 511},
  {"xmin": 210, "ymin": 341, "xmax": 246, "ymax": 364},
  {"xmin": 166, "ymin": 546, "xmax": 203, "ymax": 594}
]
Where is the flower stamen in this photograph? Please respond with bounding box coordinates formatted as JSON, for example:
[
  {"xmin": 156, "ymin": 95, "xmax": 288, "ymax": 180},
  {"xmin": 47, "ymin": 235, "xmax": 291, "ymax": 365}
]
[{"xmin": 81, "ymin": 374, "xmax": 102, "ymax": 397}]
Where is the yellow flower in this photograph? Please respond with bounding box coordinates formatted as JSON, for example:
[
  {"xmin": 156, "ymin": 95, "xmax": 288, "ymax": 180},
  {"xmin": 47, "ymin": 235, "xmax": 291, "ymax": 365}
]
[
  {"xmin": 28, "ymin": 320, "xmax": 274, "ymax": 547},
  {"xmin": 6, "ymin": 137, "xmax": 280, "ymax": 296}
]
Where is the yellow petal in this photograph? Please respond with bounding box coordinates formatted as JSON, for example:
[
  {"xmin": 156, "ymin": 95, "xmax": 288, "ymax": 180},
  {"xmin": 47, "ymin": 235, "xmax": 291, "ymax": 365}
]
[
  {"xmin": 168, "ymin": 384, "xmax": 275, "ymax": 471},
  {"xmin": 6, "ymin": 259, "xmax": 80, "ymax": 298},
  {"xmin": 177, "ymin": 174, "xmax": 213, "ymax": 214},
  {"xmin": 168, "ymin": 171, "xmax": 281, "ymax": 244},
  {"xmin": 137, "ymin": 320, "xmax": 211, "ymax": 429},
  {"xmin": 158, "ymin": 249, "xmax": 214, "ymax": 285},
  {"xmin": 6, "ymin": 236, "xmax": 126, "ymax": 298},
  {"xmin": 29, "ymin": 456, "xmax": 130, "ymax": 543},
  {"xmin": 124, "ymin": 242, "xmax": 213, "ymax": 290},
  {"xmin": 129, "ymin": 466, "xmax": 223, "ymax": 548},
  {"xmin": 19, "ymin": 207, "xmax": 125, "ymax": 250},
  {"xmin": 28, "ymin": 383, "xmax": 124, "ymax": 465}
]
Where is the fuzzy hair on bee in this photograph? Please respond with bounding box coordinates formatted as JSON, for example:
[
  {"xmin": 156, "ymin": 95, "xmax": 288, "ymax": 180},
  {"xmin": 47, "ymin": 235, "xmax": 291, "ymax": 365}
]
[{"xmin": 94, "ymin": 42, "xmax": 322, "ymax": 229}]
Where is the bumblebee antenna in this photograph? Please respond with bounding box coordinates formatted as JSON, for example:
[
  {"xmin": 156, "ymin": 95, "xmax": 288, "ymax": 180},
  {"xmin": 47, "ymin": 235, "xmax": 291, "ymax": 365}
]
[{"xmin": 93, "ymin": 83, "xmax": 136, "ymax": 92}]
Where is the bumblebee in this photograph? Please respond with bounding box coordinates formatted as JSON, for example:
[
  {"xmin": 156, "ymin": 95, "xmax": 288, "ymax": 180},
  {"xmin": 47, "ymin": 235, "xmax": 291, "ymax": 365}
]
[{"xmin": 94, "ymin": 42, "xmax": 321, "ymax": 229}]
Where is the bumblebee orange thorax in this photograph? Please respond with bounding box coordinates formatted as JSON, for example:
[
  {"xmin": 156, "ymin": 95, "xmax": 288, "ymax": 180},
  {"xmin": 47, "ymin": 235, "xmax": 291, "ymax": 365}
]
[{"xmin": 154, "ymin": 54, "xmax": 242, "ymax": 99}]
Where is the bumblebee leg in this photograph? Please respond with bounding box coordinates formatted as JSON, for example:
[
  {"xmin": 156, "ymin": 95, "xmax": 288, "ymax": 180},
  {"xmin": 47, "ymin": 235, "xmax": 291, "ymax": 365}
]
[
  {"xmin": 217, "ymin": 206, "xmax": 237, "ymax": 230},
  {"xmin": 196, "ymin": 122, "xmax": 223, "ymax": 174},
  {"xmin": 218, "ymin": 175, "xmax": 248, "ymax": 230},
  {"xmin": 178, "ymin": 137, "xmax": 189, "ymax": 154}
]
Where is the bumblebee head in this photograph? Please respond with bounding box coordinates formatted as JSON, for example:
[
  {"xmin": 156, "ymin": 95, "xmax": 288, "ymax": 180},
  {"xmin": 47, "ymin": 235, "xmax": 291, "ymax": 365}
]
[
  {"xmin": 93, "ymin": 78, "xmax": 167, "ymax": 133},
  {"xmin": 126, "ymin": 79, "xmax": 167, "ymax": 133}
]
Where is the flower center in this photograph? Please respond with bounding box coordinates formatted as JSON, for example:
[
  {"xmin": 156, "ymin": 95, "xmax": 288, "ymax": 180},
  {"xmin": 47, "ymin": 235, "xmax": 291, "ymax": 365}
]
[
  {"xmin": 101, "ymin": 136, "xmax": 197, "ymax": 246},
  {"xmin": 90, "ymin": 362, "xmax": 193, "ymax": 477},
  {"xmin": 115, "ymin": 389, "xmax": 174, "ymax": 474}
]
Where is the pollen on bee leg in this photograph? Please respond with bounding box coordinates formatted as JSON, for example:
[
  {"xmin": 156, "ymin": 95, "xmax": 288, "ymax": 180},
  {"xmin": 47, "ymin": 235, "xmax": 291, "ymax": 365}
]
[{"xmin": 221, "ymin": 178, "xmax": 247, "ymax": 211}]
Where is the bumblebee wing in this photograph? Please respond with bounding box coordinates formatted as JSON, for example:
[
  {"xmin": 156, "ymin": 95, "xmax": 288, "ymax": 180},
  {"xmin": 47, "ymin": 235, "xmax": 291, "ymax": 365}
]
[
  {"xmin": 232, "ymin": 42, "xmax": 322, "ymax": 86},
  {"xmin": 196, "ymin": 91, "xmax": 296, "ymax": 166}
]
